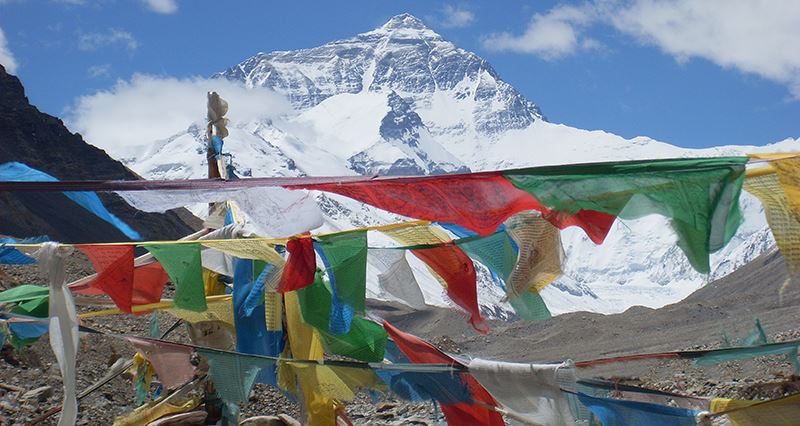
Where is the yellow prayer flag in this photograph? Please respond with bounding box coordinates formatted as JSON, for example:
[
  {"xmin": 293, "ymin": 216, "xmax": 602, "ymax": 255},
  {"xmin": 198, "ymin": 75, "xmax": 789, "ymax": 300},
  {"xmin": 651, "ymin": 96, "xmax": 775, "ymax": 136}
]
[
  {"xmin": 710, "ymin": 394, "xmax": 800, "ymax": 426},
  {"xmin": 113, "ymin": 396, "xmax": 200, "ymax": 426},
  {"xmin": 284, "ymin": 291, "xmax": 334, "ymax": 425},
  {"xmin": 381, "ymin": 224, "xmax": 451, "ymax": 246},
  {"xmin": 505, "ymin": 211, "xmax": 564, "ymax": 294},
  {"xmin": 202, "ymin": 239, "xmax": 285, "ymax": 266}
]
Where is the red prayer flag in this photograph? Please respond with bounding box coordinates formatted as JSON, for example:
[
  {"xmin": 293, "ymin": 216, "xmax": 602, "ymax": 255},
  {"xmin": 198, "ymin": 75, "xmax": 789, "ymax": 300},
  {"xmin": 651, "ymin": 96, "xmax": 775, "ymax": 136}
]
[
  {"xmin": 288, "ymin": 172, "xmax": 616, "ymax": 243},
  {"xmin": 278, "ymin": 236, "xmax": 316, "ymax": 293},
  {"xmin": 131, "ymin": 262, "xmax": 169, "ymax": 306},
  {"xmin": 72, "ymin": 259, "xmax": 168, "ymax": 309},
  {"xmin": 291, "ymin": 172, "xmax": 537, "ymax": 236},
  {"xmin": 410, "ymin": 245, "xmax": 487, "ymax": 333},
  {"xmin": 545, "ymin": 209, "xmax": 617, "ymax": 244},
  {"xmin": 78, "ymin": 245, "xmax": 135, "ymax": 313},
  {"xmin": 383, "ymin": 321, "xmax": 505, "ymax": 426}
]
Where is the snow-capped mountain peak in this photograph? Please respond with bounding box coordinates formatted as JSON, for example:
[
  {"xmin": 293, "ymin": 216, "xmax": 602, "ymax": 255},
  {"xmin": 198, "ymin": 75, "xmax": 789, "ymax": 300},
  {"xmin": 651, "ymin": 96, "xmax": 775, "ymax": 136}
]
[
  {"xmin": 216, "ymin": 14, "xmax": 543, "ymax": 135},
  {"xmin": 121, "ymin": 13, "xmax": 799, "ymax": 320},
  {"xmin": 368, "ymin": 12, "xmax": 441, "ymax": 38}
]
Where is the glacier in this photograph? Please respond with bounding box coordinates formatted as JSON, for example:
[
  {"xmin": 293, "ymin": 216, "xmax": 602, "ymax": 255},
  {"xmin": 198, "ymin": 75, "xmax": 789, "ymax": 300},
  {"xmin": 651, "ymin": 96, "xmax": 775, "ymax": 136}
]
[{"xmin": 108, "ymin": 13, "xmax": 799, "ymax": 319}]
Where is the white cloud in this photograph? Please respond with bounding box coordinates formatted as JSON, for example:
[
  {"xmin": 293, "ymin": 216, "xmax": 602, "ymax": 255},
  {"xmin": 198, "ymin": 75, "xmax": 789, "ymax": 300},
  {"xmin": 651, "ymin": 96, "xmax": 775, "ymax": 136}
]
[
  {"xmin": 481, "ymin": 4, "xmax": 598, "ymax": 60},
  {"xmin": 482, "ymin": 0, "xmax": 800, "ymax": 97},
  {"xmin": 143, "ymin": 0, "xmax": 177, "ymax": 14},
  {"xmin": 609, "ymin": 0, "xmax": 800, "ymax": 98},
  {"xmin": 87, "ymin": 63, "xmax": 111, "ymax": 78},
  {"xmin": 0, "ymin": 26, "xmax": 17, "ymax": 74},
  {"xmin": 67, "ymin": 74, "xmax": 292, "ymax": 156},
  {"xmin": 78, "ymin": 28, "xmax": 138, "ymax": 52},
  {"xmin": 440, "ymin": 5, "xmax": 475, "ymax": 28}
]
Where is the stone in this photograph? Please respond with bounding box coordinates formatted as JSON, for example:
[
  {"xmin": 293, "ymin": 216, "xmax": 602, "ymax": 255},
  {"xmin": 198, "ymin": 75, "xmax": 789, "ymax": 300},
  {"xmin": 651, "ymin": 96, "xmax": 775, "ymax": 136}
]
[
  {"xmin": 240, "ymin": 414, "xmax": 301, "ymax": 426},
  {"xmin": 0, "ymin": 399, "xmax": 20, "ymax": 413},
  {"xmin": 147, "ymin": 411, "xmax": 207, "ymax": 425},
  {"xmin": 376, "ymin": 402, "xmax": 397, "ymax": 412},
  {"xmin": 20, "ymin": 385, "xmax": 52, "ymax": 402}
]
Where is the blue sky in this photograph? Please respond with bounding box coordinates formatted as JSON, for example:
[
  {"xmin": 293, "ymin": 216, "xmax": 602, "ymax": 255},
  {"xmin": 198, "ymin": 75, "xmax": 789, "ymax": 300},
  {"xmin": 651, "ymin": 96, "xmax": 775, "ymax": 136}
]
[{"xmin": 0, "ymin": 0, "xmax": 798, "ymax": 149}]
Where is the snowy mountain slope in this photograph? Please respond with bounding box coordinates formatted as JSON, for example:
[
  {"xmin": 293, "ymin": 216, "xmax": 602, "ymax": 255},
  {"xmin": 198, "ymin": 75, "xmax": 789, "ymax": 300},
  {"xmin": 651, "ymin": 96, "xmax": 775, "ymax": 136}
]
[{"xmin": 117, "ymin": 14, "xmax": 799, "ymax": 319}]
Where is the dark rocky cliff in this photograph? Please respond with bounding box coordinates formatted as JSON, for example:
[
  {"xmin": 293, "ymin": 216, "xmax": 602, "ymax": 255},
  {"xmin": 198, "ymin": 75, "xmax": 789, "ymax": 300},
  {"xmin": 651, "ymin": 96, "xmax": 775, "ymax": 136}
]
[{"xmin": 0, "ymin": 65, "xmax": 199, "ymax": 242}]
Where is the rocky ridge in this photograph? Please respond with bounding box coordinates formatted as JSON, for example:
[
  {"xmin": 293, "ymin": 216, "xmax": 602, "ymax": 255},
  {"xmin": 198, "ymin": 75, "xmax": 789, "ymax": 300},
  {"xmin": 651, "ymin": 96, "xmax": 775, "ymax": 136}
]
[{"xmin": 0, "ymin": 65, "xmax": 198, "ymax": 243}]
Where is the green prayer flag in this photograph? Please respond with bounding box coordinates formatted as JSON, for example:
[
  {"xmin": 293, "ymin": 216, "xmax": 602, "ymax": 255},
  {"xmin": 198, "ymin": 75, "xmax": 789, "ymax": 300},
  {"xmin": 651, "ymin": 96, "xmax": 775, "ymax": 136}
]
[
  {"xmin": 296, "ymin": 274, "xmax": 388, "ymax": 362},
  {"xmin": 316, "ymin": 231, "xmax": 368, "ymax": 315},
  {"xmin": 143, "ymin": 244, "xmax": 206, "ymax": 312},
  {"xmin": 456, "ymin": 232, "xmax": 517, "ymax": 281},
  {"xmin": 321, "ymin": 318, "xmax": 388, "ymax": 362},
  {"xmin": 0, "ymin": 284, "xmax": 49, "ymax": 304},
  {"xmin": 14, "ymin": 296, "xmax": 49, "ymax": 318},
  {"xmin": 296, "ymin": 271, "xmax": 331, "ymax": 331},
  {"xmin": 199, "ymin": 348, "xmax": 272, "ymax": 421},
  {"xmin": 741, "ymin": 319, "xmax": 768, "ymax": 346},
  {"xmin": 0, "ymin": 284, "xmax": 50, "ymax": 350},
  {"xmin": 508, "ymin": 291, "xmax": 551, "ymax": 321},
  {"xmin": 0, "ymin": 284, "xmax": 49, "ymax": 318},
  {"xmin": 695, "ymin": 342, "xmax": 800, "ymax": 367},
  {"xmin": 504, "ymin": 157, "xmax": 748, "ymax": 273}
]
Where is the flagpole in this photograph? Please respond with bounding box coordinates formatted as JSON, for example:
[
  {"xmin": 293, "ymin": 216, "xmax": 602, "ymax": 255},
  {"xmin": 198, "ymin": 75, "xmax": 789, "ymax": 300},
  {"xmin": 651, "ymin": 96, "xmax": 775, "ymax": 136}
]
[
  {"xmin": 206, "ymin": 92, "xmax": 229, "ymax": 217},
  {"xmin": 206, "ymin": 92, "xmax": 225, "ymax": 180}
]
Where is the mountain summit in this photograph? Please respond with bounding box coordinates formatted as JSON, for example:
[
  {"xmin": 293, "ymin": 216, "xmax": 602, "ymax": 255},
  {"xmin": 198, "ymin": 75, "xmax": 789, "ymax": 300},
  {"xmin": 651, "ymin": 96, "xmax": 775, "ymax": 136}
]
[
  {"xmin": 123, "ymin": 14, "xmax": 799, "ymax": 318},
  {"xmin": 217, "ymin": 14, "xmax": 543, "ymax": 135},
  {"xmin": 378, "ymin": 13, "xmax": 431, "ymax": 31}
]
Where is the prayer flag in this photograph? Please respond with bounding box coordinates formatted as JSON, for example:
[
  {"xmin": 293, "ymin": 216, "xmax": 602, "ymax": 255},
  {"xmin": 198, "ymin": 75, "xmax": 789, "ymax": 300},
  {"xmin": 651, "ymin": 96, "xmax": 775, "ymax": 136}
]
[
  {"xmin": 370, "ymin": 249, "xmax": 426, "ymax": 309},
  {"xmin": 284, "ymin": 291, "xmax": 335, "ymax": 425},
  {"xmin": 277, "ymin": 237, "xmax": 316, "ymax": 293},
  {"xmin": 71, "ymin": 261, "xmax": 169, "ymax": 307},
  {"xmin": 79, "ymin": 245, "xmax": 135, "ymax": 313},
  {"xmin": 126, "ymin": 337, "xmax": 195, "ymax": 390},
  {"xmin": 745, "ymin": 156, "xmax": 800, "ymax": 280},
  {"xmin": 411, "ymin": 245, "xmax": 486, "ymax": 333},
  {"xmin": 202, "ymin": 239, "xmax": 285, "ymax": 266},
  {"xmin": 314, "ymin": 231, "xmax": 367, "ymax": 334},
  {"xmin": 710, "ymin": 394, "xmax": 800, "ymax": 426},
  {"xmin": 383, "ymin": 321, "xmax": 505, "ymax": 426},
  {"xmin": 289, "ymin": 172, "xmax": 616, "ymax": 242},
  {"xmin": 382, "ymin": 225, "xmax": 486, "ymax": 333},
  {"xmin": 0, "ymin": 236, "xmax": 46, "ymax": 264},
  {"xmin": 37, "ymin": 243, "xmax": 79, "ymax": 426},
  {"xmin": 118, "ymin": 186, "xmax": 323, "ymax": 238},
  {"xmin": 377, "ymin": 341, "xmax": 472, "ymax": 404},
  {"xmin": 198, "ymin": 348, "xmax": 271, "ymax": 421},
  {"xmin": 0, "ymin": 162, "xmax": 141, "ymax": 240},
  {"xmin": 694, "ymin": 341, "xmax": 800, "ymax": 368},
  {"xmin": 142, "ymin": 244, "xmax": 206, "ymax": 312},
  {"xmin": 456, "ymin": 231, "xmax": 517, "ymax": 283},
  {"xmin": 296, "ymin": 273, "xmax": 387, "ymax": 362},
  {"xmin": 232, "ymin": 258, "xmax": 284, "ymax": 385},
  {"xmin": 131, "ymin": 262, "xmax": 170, "ymax": 305},
  {"xmin": 0, "ymin": 284, "xmax": 49, "ymax": 345},
  {"xmin": 577, "ymin": 392, "xmax": 700, "ymax": 426},
  {"xmin": 469, "ymin": 359, "xmax": 576, "ymax": 425},
  {"xmin": 504, "ymin": 157, "xmax": 748, "ymax": 273}
]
